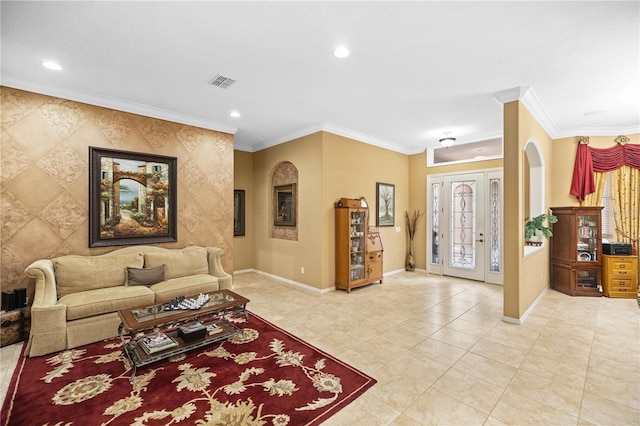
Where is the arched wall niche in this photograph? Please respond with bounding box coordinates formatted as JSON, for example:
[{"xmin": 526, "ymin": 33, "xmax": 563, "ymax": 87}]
[
  {"xmin": 523, "ymin": 137, "xmax": 546, "ymax": 253},
  {"xmin": 271, "ymin": 161, "xmax": 298, "ymax": 241},
  {"xmin": 524, "ymin": 137, "xmax": 545, "ymax": 218}
]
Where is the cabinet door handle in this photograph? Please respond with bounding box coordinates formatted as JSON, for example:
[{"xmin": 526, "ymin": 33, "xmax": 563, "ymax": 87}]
[{"xmin": 476, "ymin": 239, "xmax": 484, "ymax": 243}]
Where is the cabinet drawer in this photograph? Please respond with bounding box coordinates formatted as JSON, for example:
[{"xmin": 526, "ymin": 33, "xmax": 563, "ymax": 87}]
[
  {"xmin": 611, "ymin": 278, "xmax": 636, "ymax": 289},
  {"xmin": 611, "ymin": 259, "xmax": 635, "ymax": 271}
]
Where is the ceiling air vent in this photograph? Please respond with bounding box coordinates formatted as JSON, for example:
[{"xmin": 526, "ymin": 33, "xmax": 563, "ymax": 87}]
[{"xmin": 208, "ymin": 74, "xmax": 236, "ymax": 89}]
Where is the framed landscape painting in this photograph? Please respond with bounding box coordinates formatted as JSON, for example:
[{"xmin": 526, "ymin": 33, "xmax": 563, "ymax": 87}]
[
  {"xmin": 376, "ymin": 182, "xmax": 395, "ymax": 227},
  {"xmin": 89, "ymin": 147, "xmax": 177, "ymax": 247}
]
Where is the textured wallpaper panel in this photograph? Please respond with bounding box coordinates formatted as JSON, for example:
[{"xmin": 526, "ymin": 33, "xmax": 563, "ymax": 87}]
[{"xmin": 0, "ymin": 87, "xmax": 234, "ymax": 297}]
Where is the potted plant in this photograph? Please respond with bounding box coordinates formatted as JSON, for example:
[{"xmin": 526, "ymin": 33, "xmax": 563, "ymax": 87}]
[{"xmin": 524, "ymin": 213, "xmax": 558, "ymax": 243}]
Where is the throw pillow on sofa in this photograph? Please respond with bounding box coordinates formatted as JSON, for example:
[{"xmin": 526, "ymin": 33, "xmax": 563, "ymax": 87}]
[{"xmin": 126, "ymin": 264, "xmax": 165, "ymax": 286}]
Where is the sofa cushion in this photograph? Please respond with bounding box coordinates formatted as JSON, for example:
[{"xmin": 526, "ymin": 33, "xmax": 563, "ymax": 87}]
[
  {"xmin": 150, "ymin": 274, "xmax": 219, "ymax": 303},
  {"xmin": 126, "ymin": 264, "xmax": 165, "ymax": 286},
  {"xmin": 144, "ymin": 246, "xmax": 208, "ymax": 280},
  {"xmin": 59, "ymin": 286, "xmax": 155, "ymax": 321},
  {"xmin": 54, "ymin": 253, "xmax": 144, "ymax": 298}
]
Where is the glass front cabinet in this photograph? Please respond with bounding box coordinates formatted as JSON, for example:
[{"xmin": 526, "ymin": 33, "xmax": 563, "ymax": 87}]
[
  {"xmin": 335, "ymin": 198, "xmax": 383, "ymax": 293},
  {"xmin": 550, "ymin": 206, "xmax": 603, "ymax": 296}
]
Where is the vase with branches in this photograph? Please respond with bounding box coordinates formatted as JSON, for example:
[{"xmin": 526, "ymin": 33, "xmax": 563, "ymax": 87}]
[{"xmin": 405, "ymin": 209, "xmax": 424, "ymax": 271}]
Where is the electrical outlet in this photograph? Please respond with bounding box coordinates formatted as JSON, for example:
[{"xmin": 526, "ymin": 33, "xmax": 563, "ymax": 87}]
[
  {"xmin": 396, "ymin": 226, "xmax": 401, "ymax": 232},
  {"xmin": 300, "ymin": 267, "xmax": 305, "ymax": 274}
]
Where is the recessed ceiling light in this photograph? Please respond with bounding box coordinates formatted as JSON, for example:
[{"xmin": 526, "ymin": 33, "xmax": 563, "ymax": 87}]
[
  {"xmin": 584, "ymin": 110, "xmax": 606, "ymax": 116},
  {"xmin": 334, "ymin": 46, "xmax": 350, "ymax": 58},
  {"xmin": 42, "ymin": 61, "xmax": 62, "ymax": 71},
  {"xmin": 230, "ymin": 111, "xmax": 240, "ymax": 118}
]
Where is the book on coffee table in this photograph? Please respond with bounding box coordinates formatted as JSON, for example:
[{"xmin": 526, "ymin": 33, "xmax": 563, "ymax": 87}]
[
  {"xmin": 206, "ymin": 323, "xmax": 223, "ymax": 335},
  {"xmin": 139, "ymin": 333, "xmax": 178, "ymax": 354}
]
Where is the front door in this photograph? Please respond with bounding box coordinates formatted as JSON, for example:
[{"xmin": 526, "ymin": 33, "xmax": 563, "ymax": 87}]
[
  {"xmin": 442, "ymin": 173, "xmax": 485, "ymax": 281},
  {"xmin": 427, "ymin": 170, "xmax": 503, "ymax": 284}
]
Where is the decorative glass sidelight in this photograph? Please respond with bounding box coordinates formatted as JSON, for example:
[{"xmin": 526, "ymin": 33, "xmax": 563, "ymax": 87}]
[
  {"xmin": 431, "ymin": 182, "xmax": 440, "ymax": 264},
  {"xmin": 489, "ymin": 178, "xmax": 501, "ymax": 272},
  {"xmin": 449, "ymin": 181, "xmax": 476, "ymax": 269}
]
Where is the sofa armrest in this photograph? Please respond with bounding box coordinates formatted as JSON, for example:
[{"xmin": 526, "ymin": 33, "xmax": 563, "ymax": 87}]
[
  {"xmin": 24, "ymin": 259, "xmax": 67, "ymax": 356},
  {"xmin": 25, "ymin": 259, "xmax": 58, "ymax": 306},
  {"xmin": 206, "ymin": 247, "xmax": 233, "ymax": 290}
]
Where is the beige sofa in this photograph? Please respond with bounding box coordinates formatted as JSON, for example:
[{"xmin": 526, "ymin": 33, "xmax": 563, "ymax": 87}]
[{"xmin": 24, "ymin": 245, "xmax": 232, "ymax": 357}]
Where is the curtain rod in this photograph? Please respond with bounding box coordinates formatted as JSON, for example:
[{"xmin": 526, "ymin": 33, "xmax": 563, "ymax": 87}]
[{"xmin": 615, "ymin": 135, "xmax": 629, "ymax": 145}]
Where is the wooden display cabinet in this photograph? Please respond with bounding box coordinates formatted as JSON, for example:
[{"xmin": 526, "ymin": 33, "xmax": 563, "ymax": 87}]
[
  {"xmin": 602, "ymin": 254, "xmax": 638, "ymax": 298},
  {"xmin": 335, "ymin": 198, "xmax": 383, "ymax": 293},
  {"xmin": 550, "ymin": 206, "xmax": 603, "ymax": 297}
]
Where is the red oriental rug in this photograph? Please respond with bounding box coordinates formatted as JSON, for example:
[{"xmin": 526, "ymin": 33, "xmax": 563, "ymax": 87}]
[{"xmin": 2, "ymin": 312, "xmax": 376, "ymax": 425}]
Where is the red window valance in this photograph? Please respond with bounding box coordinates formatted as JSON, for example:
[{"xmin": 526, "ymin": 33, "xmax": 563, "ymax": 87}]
[{"xmin": 570, "ymin": 142, "xmax": 640, "ymax": 202}]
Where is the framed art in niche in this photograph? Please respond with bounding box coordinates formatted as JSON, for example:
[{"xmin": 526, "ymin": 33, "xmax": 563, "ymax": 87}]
[
  {"xmin": 89, "ymin": 147, "xmax": 177, "ymax": 247},
  {"xmin": 274, "ymin": 184, "xmax": 296, "ymax": 227}
]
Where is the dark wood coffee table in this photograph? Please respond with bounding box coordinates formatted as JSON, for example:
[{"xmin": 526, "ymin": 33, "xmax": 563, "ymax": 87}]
[{"xmin": 118, "ymin": 289, "xmax": 249, "ymax": 381}]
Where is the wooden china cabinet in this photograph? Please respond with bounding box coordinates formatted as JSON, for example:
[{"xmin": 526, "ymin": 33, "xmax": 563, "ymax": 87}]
[
  {"xmin": 550, "ymin": 206, "xmax": 603, "ymax": 297},
  {"xmin": 335, "ymin": 198, "xmax": 383, "ymax": 293}
]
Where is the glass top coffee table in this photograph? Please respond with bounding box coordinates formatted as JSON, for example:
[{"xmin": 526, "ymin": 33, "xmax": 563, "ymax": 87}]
[{"xmin": 118, "ymin": 289, "xmax": 249, "ymax": 382}]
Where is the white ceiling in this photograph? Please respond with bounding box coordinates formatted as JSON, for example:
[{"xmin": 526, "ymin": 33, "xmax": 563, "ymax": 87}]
[{"xmin": 2, "ymin": 1, "xmax": 638, "ymax": 155}]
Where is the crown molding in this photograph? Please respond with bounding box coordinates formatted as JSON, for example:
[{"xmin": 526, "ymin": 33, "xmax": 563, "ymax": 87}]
[
  {"xmin": 552, "ymin": 124, "xmax": 640, "ymax": 138},
  {"xmin": 1, "ymin": 74, "xmax": 238, "ymax": 135},
  {"xmin": 251, "ymin": 122, "xmax": 413, "ymax": 154},
  {"xmin": 493, "ymin": 86, "xmax": 560, "ymax": 138},
  {"xmin": 249, "ymin": 123, "xmax": 325, "ymax": 152},
  {"xmin": 493, "ymin": 86, "xmax": 640, "ymax": 140},
  {"xmin": 321, "ymin": 123, "xmax": 413, "ymax": 154}
]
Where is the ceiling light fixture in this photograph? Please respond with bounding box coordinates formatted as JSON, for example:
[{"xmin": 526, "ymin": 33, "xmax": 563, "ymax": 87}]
[
  {"xmin": 439, "ymin": 132, "xmax": 456, "ymax": 148},
  {"xmin": 230, "ymin": 111, "xmax": 240, "ymax": 118},
  {"xmin": 334, "ymin": 46, "xmax": 350, "ymax": 58},
  {"xmin": 42, "ymin": 61, "xmax": 62, "ymax": 71}
]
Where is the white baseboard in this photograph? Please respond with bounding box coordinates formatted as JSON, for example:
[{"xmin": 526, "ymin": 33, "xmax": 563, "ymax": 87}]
[
  {"xmin": 503, "ymin": 284, "xmax": 550, "ymax": 325},
  {"xmin": 233, "ymin": 269, "xmax": 332, "ymax": 294}
]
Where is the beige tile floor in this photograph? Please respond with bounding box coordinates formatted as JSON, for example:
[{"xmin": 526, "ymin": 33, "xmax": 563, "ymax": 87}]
[{"xmin": 1, "ymin": 271, "xmax": 639, "ymax": 425}]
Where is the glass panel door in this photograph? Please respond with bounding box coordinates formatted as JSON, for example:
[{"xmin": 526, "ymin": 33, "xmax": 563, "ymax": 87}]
[
  {"xmin": 577, "ymin": 214, "xmax": 599, "ymax": 262},
  {"xmin": 443, "ymin": 173, "xmax": 485, "ymax": 281},
  {"xmin": 349, "ymin": 210, "xmax": 366, "ymax": 281},
  {"xmin": 426, "ymin": 176, "xmax": 442, "ymax": 275}
]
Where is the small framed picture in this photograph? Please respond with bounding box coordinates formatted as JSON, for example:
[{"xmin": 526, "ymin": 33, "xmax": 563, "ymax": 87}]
[
  {"xmin": 274, "ymin": 184, "xmax": 296, "ymax": 227},
  {"xmin": 376, "ymin": 182, "xmax": 395, "ymax": 227},
  {"xmin": 234, "ymin": 190, "xmax": 245, "ymax": 236}
]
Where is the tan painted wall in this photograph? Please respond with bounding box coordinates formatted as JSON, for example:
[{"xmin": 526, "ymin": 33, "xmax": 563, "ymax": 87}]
[
  {"xmin": 233, "ymin": 150, "xmax": 254, "ymax": 271},
  {"xmin": 252, "ymin": 132, "xmax": 326, "ymax": 288},
  {"xmin": 552, "ymin": 134, "xmax": 640, "ymax": 207},
  {"xmin": 1, "ymin": 87, "xmax": 235, "ymax": 299},
  {"xmin": 518, "ymin": 103, "xmax": 554, "ymax": 317},
  {"xmin": 323, "ymin": 133, "xmax": 409, "ymax": 277},
  {"xmin": 503, "ymin": 101, "xmax": 554, "ymax": 320},
  {"xmin": 242, "ymin": 131, "xmax": 408, "ymax": 291},
  {"xmin": 503, "ymin": 102, "xmax": 522, "ymax": 319}
]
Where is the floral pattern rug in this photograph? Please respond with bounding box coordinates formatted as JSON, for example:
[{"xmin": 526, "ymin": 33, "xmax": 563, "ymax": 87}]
[{"xmin": 2, "ymin": 312, "xmax": 376, "ymax": 425}]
